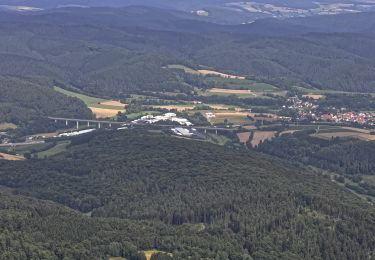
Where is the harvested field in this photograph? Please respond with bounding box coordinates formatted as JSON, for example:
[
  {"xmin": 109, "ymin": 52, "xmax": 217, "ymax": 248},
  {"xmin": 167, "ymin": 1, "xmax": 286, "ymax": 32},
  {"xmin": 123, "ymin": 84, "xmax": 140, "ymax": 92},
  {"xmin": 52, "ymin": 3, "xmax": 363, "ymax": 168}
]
[
  {"xmin": 251, "ymin": 131, "xmax": 276, "ymax": 147},
  {"xmin": 209, "ymin": 112, "xmax": 253, "ymax": 125},
  {"xmin": 198, "ymin": 69, "xmax": 245, "ymax": 79},
  {"xmin": 0, "ymin": 152, "xmax": 25, "ymax": 161},
  {"xmin": 237, "ymin": 132, "xmax": 251, "ymax": 143},
  {"xmin": 152, "ymin": 105, "xmax": 195, "ymax": 111},
  {"xmin": 0, "ymin": 123, "xmax": 17, "ymax": 130},
  {"xmin": 99, "ymin": 100, "xmax": 126, "ymax": 107},
  {"xmin": 314, "ymin": 132, "xmax": 375, "ymax": 141},
  {"xmin": 89, "ymin": 107, "xmax": 123, "ymax": 118},
  {"xmin": 242, "ymin": 125, "xmax": 257, "ymax": 130},
  {"xmin": 208, "ymin": 88, "xmax": 255, "ymax": 95}
]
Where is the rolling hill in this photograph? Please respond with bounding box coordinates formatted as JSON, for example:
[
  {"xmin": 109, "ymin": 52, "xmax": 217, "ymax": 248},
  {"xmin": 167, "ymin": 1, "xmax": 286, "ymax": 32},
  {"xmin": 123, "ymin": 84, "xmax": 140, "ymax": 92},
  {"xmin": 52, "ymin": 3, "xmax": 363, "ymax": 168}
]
[
  {"xmin": 0, "ymin": 7, "xmax": 375, "ymax": 94},
  {"xmin": 0, "ymin": 130, "xmax": 375, "ymax": 259}
]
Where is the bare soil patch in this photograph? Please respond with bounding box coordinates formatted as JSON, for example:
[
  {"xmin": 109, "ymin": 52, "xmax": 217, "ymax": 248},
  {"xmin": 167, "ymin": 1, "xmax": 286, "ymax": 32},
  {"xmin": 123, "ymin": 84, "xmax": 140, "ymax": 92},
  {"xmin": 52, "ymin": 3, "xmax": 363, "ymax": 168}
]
[
  {"xmin": 0, "ymin": 152, "xmax": 25, "ymax": 161},
  {"xmin": 237, "ymin": 132, "xmax": 251, "ymax": 143},
  {"xmin": 99, "ymin": 100, "xmax": 126, "ymax": 107},
  {"xmin": 251, "ymin": 131, "xmax": 276, "ymax": 147}
]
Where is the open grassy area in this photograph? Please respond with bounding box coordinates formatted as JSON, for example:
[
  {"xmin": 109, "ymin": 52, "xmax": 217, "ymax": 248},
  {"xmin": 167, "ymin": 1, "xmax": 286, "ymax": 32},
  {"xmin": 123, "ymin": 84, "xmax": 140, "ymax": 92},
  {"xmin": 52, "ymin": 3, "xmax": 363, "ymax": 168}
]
[
  {"xmin": 294, "ymin": 86, "xmax": 375, "ymax": 97},
  {"xmin": 167, "ymin": 64, "xmax": 199, "ymax": 74},
  {"xmin": 204, "ymin": 77, "xmax": 278, "ymax": 92},
  {"xmin": 0, "ymin": 123, "xmax": 17, "ymax": 130},
  {"xmin": 54, "ymin": 86, "xmax": 105, "ymax": 106},
  {"xmin": 36, "ymin": 141, "xmax": 70, "ymax": 159},
  {"xmin": 0, "ymin": 142, "xmax": 51, "ymax": 155},
  {"xmin": 55, "ymin": 86, "xmax": 125, "ymax": 118}
]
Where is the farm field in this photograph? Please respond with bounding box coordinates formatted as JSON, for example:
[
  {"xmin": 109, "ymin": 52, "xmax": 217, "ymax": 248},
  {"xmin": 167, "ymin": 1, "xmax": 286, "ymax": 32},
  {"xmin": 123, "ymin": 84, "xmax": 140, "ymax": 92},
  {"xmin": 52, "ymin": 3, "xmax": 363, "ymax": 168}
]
[
  {"xmin": 197, "ymin": 69, "xmax": 245, "ymax": 79},
  {"xmin": 208, "ymin": 111, "xmax": 253, "ymax": 125},
  {"xmin": 237, "ymin": 132, "xmax": 251, "ymax": 143},
  {"xmin": 302, "ymin": 94, "xmax": 325, "ymax": 100},
  {"xmin": 204, "ymin": 77, "xmax": 278, "ymax": 92},
  {"xmin": 36, "ymin": 141, "xmax": 70, "ymax": 159},
  {"xmin": 167, "ymin": 64, "xmax": 199, "ymax": 74},
  {"xmin": 0, "ymin": 123, "xmax": 17, "ymax": 130},
  {"xmin": 54, "ymin": 86, "xmax": 125, "ymax": 118},
  {"xmin": 0, "ymin": 142, "xmax": 49, "ymax": 155},
  {"xmin": 143, "ymin": 250, "xmax": 172, "ymax": 260},
  {"xmin": 208, "ymin": 88, "xmax": 256, "ymax": 96},
  {"xmin": 251, "ymin": 131, "xmax": 276, "ymax": 147},
  {"xmin": 314, "ymin": 131, "xmax": 375, "ymax": 141},
  {"xmin": 0, "ymin": 152, "xmax": 25, "ymax": 161},
  {"xmin": 89, "ymin": 107, "xmax": 122, "ymax": 118},
  {"xmin": 152, "ymin": 104, "xmax": 196, "ymax": 111},
  {"xmin": 294, "ymin": 86, "xmax": 375, "ymax": 97}
]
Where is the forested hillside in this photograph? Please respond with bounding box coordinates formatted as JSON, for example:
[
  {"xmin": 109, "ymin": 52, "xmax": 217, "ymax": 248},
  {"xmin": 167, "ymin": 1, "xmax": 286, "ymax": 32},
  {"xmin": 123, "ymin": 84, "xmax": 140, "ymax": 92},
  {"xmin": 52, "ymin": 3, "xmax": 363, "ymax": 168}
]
[
  {"xmin": 0, "ymin": 7, "xmax": 375, "ymax": 94},
  {"xmin": 1, "ymin": 130, "xmax": 375, "ymax": 259},
  {"xmin": 0, "ymin": 77, "xmax": 92, "ymax": 133},
  {"xmin": 257, "ymin": 131, "xmax": 375, "ymax": 176}
]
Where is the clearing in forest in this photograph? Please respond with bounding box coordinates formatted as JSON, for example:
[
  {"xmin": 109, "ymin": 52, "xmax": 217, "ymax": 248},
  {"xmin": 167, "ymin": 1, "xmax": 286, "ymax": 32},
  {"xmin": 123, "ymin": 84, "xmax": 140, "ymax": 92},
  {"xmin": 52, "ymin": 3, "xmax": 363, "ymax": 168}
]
[
  {"xmin": 197, "ymin": 69, "xmax": 245, "ymax": 79},
  {"xmin": 99, "ymin": 100, "xmax": 126, "ymax": 108},
  {"xmin": 89, "ymin": 107, "xmax": 123, "ymax": 118},
  {"xmin": 54, "ymin": 86, "xmax": 125, "ymax": 118},
  {"xmin": 237, "ymin": 132, "xmax": 252, "ymax": 143},
  {"xmin": 143, "ymin": 250, "xmax": 172, "ymax": 260},
  {"xmin": 251, "ymin": 131, "xmax": 276, "ymax": 147}
]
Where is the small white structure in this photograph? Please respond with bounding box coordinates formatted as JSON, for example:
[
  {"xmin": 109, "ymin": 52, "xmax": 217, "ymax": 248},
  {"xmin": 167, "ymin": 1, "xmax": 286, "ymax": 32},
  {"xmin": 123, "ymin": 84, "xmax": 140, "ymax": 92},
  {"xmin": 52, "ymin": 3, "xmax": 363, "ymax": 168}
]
[
  {"xmin": 57, "ymin": 129, "xmax": 95, "ymax": 137},
  {"xmin": 205, "ymin": 112, "xmax": 215, "ymax": 119},
  {"xmin": 132, "ymin": 113, "xmax": 192, "ymax": 126},
  {"xmin": 172, "ymin": 127, "xmax": 194, "ymax": 137}
]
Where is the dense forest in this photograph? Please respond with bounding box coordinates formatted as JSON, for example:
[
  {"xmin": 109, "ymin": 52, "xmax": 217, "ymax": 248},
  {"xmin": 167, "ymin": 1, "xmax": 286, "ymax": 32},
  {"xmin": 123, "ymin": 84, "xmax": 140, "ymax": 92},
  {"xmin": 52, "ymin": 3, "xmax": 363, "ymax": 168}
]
[
  {"xmin": 256, "ymin": 131, "xmax": 375, "ymax": 176},
  {"xmin": 1, "ymin": 130, "xmax": 375, "ymax": 259},
  {"xmin": 0, "ymin": 76, "xmax": 92, "ymax": 133},
  {"xmin": 0, "ymin": 7, "xmax": 374, "ymax": 95}
]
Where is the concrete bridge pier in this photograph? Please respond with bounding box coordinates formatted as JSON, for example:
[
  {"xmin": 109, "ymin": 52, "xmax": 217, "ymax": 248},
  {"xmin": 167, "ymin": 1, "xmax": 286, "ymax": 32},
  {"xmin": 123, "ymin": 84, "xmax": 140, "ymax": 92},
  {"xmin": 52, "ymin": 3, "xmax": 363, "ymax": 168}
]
[
  {"xmin": 65, "ymin": 120, "xmax": 68, "ymax": 126},
  {"xmin": 109, "ymin": 123, "xmax": 112, "ymax": 128},
  {"xmin": 98, "ymin": 122, "xmax": 101, "ymax": 129},
  {"xmin": 76, "ymin": 121, "xmax": 79, "ymax": 129},
  {"xmin": 87, "ymin": 121, "xmax": 90, "ymax": 127},
  {"xmin": 204, "ymin": 129, "xmax": 207, "ymax": 134},
  {"xmin": 215, "ymin": 129, "xmax": 218, "ymax": 135}
]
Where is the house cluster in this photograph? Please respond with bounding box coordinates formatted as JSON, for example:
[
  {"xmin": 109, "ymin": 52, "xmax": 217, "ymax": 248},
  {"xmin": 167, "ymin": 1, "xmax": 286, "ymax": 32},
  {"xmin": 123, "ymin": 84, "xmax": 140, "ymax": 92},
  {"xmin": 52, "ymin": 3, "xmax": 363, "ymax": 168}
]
[
  {"xmin": 132, "ymin": 113, "xmax": 193, "ymax": 126},
  {"xmin": 319, "ymin": 112, "xmax": 375, "ymax": 125},
  {"xmin": 284, "ymin": 96, "xmax": 318, "ymax": 119}
]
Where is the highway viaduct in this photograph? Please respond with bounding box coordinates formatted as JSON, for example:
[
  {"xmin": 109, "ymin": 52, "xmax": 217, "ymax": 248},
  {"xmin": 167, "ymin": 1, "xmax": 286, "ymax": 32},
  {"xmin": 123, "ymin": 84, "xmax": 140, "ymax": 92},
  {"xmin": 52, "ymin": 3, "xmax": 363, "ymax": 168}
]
[{"xmin": 48, "ymin": 117, "xmax": 240, "ymax": 134}]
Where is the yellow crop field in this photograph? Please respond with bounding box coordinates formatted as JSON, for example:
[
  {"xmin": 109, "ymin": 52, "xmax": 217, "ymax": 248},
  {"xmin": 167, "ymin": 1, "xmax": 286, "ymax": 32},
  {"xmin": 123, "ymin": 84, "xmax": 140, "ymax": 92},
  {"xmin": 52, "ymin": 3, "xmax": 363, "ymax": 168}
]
[{"xmin": 0, "ymin": 152, "xmax": 25, "ymax": 161}]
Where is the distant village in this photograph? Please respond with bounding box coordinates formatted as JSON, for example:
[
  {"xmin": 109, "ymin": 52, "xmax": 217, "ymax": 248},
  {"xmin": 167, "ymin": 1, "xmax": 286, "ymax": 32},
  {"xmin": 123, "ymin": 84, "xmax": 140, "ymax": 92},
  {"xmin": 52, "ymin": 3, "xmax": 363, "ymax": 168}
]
[{"xmin": 284, "ymin": 96, "xmax": 375, "ymax": 126}]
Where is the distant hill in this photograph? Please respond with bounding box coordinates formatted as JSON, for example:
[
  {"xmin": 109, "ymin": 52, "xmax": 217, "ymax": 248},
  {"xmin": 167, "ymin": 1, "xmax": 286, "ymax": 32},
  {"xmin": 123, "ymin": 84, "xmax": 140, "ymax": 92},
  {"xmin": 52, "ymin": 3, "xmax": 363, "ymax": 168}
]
[
  {"xmin": 0, "ymin": 7, "xmax": 375, "ymax": 93},
  {"xmin": 0, "ymin": 76, "xmax": 92, "ymax": 133},
  {"xmin": 1, "ymin": 0, "xmax": 375, "ymax": 24},
  {"xmin": 1, "ymin": 130, "xmax": 375, "ymax": 259}
]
